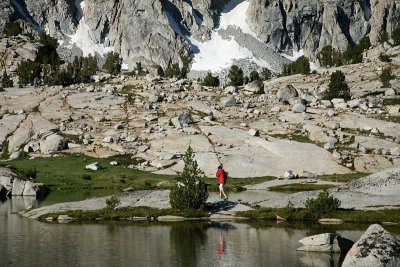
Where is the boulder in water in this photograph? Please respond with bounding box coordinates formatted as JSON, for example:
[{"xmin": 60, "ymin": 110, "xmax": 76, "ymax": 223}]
[
  {"xmin": 342, "ymin": 224, "xmax": 400, "ymax": 267},
  {"xmin": 297, "ymin": 233, "xmax": 354, "ymax": 253}
]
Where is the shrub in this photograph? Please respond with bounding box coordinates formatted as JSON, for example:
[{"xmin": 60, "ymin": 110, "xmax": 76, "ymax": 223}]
[
  {"xmin": 228, "ymin": 65, "xmax": 244, "ymax": 86},
  {"xmin": 319, "ymin": 45, "xmax": 343, "ymax": 67},
  {"xmin": 343, "ymin": 36, "xmax": 370, "ymax": 64},
  {"xmin": 103, "ymin": 52, "xmax": 122, "ymax": 75},
  {"xmin": 281, "ymin": 56, "xmax": 310, "ymax": 76},
  {"xmin": 165, "ymin": 63, "xmax": 181, "ymax": 78},
  {"xmin": 82, "ymin": 175, "xmax": 92, "ymax": 181},
  {"xmin": 379, "ymin": 66, "xmax": 395, "ymax": 88},
  {"xmin": 3, "ymin": 21, "xmax": 22, "ymax": 37},
  {"xmin": 378, "ymin": 53, "xmax": 391, "ymax": 62},
  {"xmin": 305, "ymin": 190, "xmax": 341, "ymax": 218},
  {"xmin": 1, "ymin": 70, "xmax": 13, "ymax": 88},
  {"xmin": 202, "ymin": 72, "xmax": 220, "ymax": 87},
  {"xmin": 165, "ymin": 56, "xmax": 190, "ymax": 79},
  {"xmin": 25, "ymin": 168, "xmax": 37, "ymax": 180},
  {"xmin": 322, "ymin": 70, "xmax": 351, "ymax": 100},
  {"xmin": 16, "ymin": 60, "xmax": 42, "ymax": 86},
  {"xmin": 180, "ymin": 56, "xmax": 191, "ymax": 79},
  {"xmin": 36, "ymin": 32, "xmax": 60, "ymax": 67},
  {"xmin": 393, "ymin": 25, "xmax": 400, "ymax": 46},
  {"xmin": 260, "ymin": 68, "xmax": 272, "ymax": 81},
  {"xmin": 379, "ymin": 31, "xmax": 389, "ymax": 44},
  {"xmin": 249, "ymin": 70, "xmax": 260, "ymax": 81},
  {"xmin": 169, "ymin": 145, "xmax": 209, "ymax": 210},
  {"xmin": 134, "ymin": 62, "xmax": 145, "ymax": 75},
  {"xmin": 106, "ymin": 195, "xmax": 121, "ymax": 209}
]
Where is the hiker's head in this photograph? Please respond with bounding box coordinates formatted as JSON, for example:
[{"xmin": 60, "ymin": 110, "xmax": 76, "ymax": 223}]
[{"xmin": 218, "ymin": 165, "xmax": 223, "ymax": 170}]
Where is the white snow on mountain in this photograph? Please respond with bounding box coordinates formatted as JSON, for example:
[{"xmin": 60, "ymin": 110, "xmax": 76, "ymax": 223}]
[
  {"xmin": 67, "ymin": 1, "xmax": 114, "ymax": 57},
  {"xmin": 189, "ymin": 0, "xmax": 269, "ymax": 72},
  {"xmin": 281, "ymin": 49, "xmax": 318, "ymax": 71}
]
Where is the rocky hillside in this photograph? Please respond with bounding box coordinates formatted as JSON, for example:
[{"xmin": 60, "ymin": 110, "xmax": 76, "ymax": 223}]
[
  {"xmin": 0, "ymin": 39, "xmax": 399, "ymax": 178},
  {"xmin": 1, "ymin": 0, "xmax": 399, "ymax": 72}
]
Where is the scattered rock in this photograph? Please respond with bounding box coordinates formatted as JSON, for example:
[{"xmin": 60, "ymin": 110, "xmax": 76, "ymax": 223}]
[
  {"xmin": 331, "ymin": 123, "xmax": 340, "ymax": 130},
  {"xmin": 244, "ymin": 80, "xmax": 264, "ymax": 94},
  {"xmin": 40, "ymin": 134, "xmax": 68, "ymax": 154},
  {"xmin": 291, "ymin": 103, "xmax": 306, "ymax": 113},
  {"xmin": 221, "ymin": 96, "xmax": 236, "ymax": 107},
  {"xmin": 284, "ymin": 170, "xmax": 296, "ymax": 179},
  {"xmin": 224, "ymin": 85, "xmax": 238, "ymax": 94},
  {"xmin": 85, "ymin": 162, "xmax": 101, "ymax": 171},
  {"xmin": 390, "ymin": 147, "xmax": 400, "ymax": 156},
  {"xmin": 248, "ymin": 128, "xmax": 259, "ymax": 136},
  {"xmin": 277, "ymin": 85, "xmax": 298, "ymax": 103}
]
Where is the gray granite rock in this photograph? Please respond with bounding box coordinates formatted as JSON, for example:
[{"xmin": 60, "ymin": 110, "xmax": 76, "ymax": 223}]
[{"xmin": 342, "ymin": 224, "xmax": 400, "ymax": 267}]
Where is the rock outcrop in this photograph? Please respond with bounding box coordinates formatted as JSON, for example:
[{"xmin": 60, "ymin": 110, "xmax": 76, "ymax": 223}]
[
  {"xmin": 247, "ymin": 0, "xmax": 400, "ymax": 61},
  {"xmin": 2, "ymin": 0, "xmax": 399, "ymax": 70},
  {"xmin": 348, "ymin": 166, "xmax": 400, "ymax": 195},
  {"xmin": 0, "ymin": 168, "xmax": 48, "ymax": 198},
  {"xmin": 342, "ymin": 224, "xmax": 400, "ymax": 267}
]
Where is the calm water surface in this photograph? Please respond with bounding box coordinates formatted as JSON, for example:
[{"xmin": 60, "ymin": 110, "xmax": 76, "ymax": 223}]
[{"xmin": 0, "ymin": 191, "xmax": 374, "ymax": 267}]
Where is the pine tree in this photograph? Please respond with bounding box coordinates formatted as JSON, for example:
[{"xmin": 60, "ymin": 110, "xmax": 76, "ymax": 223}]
[
  {"xmin": 323, "ymin": 70, "xmax": 351, "ymax": 100},
  {"xmin": 1, "ymin": 70, "xmax": 13, "ymax": 88},
  {"xmin": 202, "ymin": 72, "xmax": 219, "ymax": 87},
  {"xmin": 228, "ymin": 65, "xmax": 244, "ymax": 86},
  {"xmin": 379, "ymin": 67, "xmax": 395, "ymax": 88},
  {"xmin": 249, "ymin": 70, "xmax": 260, "ymax": 81},
  {"xmin": 103, "ymin": 52, "xmax": 122, "ymax": 75},
  {"xmin": 169, "ymin": 145, "xmax": 209, "ymax": 210},
  {"xmin": 260, "ymin": 68, "xmax": 272, "ymax": 81}
]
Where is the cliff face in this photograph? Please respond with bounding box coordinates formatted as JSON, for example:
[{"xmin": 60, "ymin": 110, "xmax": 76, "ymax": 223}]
[
  {"xmin": 0, "ymin": 0, "xmax": 13, "ymax": 31},
  {"xmin": 247, "ymin": 0, "xmax": 400, "ymax": 60},
  {"xmin": 3, "ymin": 0, "xmax": 400, "ymax": 70}
]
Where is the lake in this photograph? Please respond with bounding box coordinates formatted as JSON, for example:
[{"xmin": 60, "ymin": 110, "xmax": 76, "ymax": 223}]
[{"xmin": 0, "ymin": 191, "xmax": 375, "ymax": 267}]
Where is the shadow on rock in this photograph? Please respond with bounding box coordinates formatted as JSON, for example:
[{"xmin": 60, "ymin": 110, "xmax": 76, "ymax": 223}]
[{"xmin": 208, "ymin": 200, "xmax": 237, "ymax": 212}]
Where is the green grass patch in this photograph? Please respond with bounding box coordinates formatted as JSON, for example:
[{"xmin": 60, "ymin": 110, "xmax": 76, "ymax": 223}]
[
  {"xmin": 268, "ymin": 183, "xmax": 335, "ymax": 192},
  {"xmin": 383, "ymin": 98, "xmax": 400, "ymax": 106},
  {"xmin": 40, "ymin": 206, "xmax": 209, "ymax": 221},
  {"xmin": 238, "ymin": 207, "xmax": 400, "ymax": 224},
  {"xmin": 0, "ymin": 154, "xmax": 176, "ymax": 190},
  {"xmin": 269, "ymin": 132, "xmax": 316, "ymax": 144},
  {"xmin": 360, "ymin": 90, "xmax": 385, "ymax": 98},
  {"xmin": 374, "ymin": 115, "xmax": 400, "ymax": 124},
  {"xmin": 0, "ymin": 154, "xmax": 276, "ymax": 191},
  {"xmin": 317, "ymin": 173, "xmax": 368, "ymax": 183}
]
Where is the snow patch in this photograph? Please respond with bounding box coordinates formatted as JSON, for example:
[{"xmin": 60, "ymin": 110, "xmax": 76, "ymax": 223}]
[
  {"xmin": 67, "ymin": 1, "xmax": 114, "ymax": 57},
  {"xmin": 219, "ymin": 0, "xmax": 258, "ymax": 39},
  {"xmin": 189, "ymin": 0, "xmax": 266, "ymax": 72},
  {"xmin": 121, "ymin": 63, "xmax": 129, "ymax": 71}
]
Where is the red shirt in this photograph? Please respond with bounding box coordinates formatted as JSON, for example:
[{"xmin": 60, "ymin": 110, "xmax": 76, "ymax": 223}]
[{"xmin": 216, "ymin": 169, "xmax": 226, "ymax": 184}]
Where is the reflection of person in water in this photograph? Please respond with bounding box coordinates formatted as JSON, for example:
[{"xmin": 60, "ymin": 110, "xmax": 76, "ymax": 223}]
[{"xmin": 217, "ymin": 230, "xmax": 226, "ymax": 266}]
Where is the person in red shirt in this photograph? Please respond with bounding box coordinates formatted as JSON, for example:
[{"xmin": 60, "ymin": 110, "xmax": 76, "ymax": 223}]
[{"xmin": 216, "ymin": 165, "xmax": 228, "ymax": 199}]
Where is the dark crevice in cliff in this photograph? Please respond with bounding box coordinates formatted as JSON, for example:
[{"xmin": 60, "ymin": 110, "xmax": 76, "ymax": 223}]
[
  {"xmin": 278, "ymin": 0, "xmax": 291, "ymax": 51},
  {"xmin": 160, "ymin": 0, "xmax": 190, "ymax": 36},
  {"xmin": 359, "ymin": 0, "xmax": 372, "ymax": 21},
  {"xmin": 336, "ymin": 6, "xmax": 355, "ymax": 46},
  {"xmin": 10, "ymin": 0, "xmax": 40, "ymax": 31}
]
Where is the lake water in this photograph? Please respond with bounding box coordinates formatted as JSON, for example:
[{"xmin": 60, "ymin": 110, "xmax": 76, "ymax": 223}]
[{"xmin": 0, "ymin": 191, "xmax": 378, "ymax": 267}]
